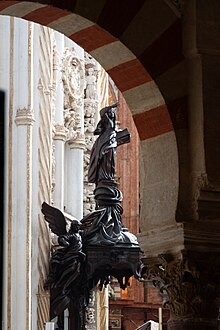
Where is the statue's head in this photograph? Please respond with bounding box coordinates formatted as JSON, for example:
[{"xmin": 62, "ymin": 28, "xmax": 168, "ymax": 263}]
[
  {"xmin": 99, "ymin": 103, "xmax": 118, "ymax": 119},
  {"xmin": 70, "ymin": 219, "xmax": 81, "ymax": 232},
  {"xmin": 94, "ymin": 103, "xmax": 119, "ymax": 135}
]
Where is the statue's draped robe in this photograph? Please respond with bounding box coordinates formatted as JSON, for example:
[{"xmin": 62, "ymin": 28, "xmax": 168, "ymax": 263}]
[{"xmin": 84, "ymin": 125, "xmax": 138, "ymax": 246}]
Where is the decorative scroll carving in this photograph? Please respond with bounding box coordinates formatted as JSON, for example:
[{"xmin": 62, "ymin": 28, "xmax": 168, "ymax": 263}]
[{"xmin": 146, "ymin": 254, "xmax": 220, "ymax": 319}]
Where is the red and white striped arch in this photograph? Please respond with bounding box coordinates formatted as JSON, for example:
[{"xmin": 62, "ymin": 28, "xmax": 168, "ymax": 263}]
[
  {"xmin": 0, "ymin": 0, "xmax": 175, "ymax": 141},
  {"xmin": 0, "ymin": 1, "xmax": 179, "ymax": 234}
]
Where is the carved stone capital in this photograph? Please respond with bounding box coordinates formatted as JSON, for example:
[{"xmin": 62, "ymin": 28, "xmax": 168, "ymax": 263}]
[
  {"xmin": 53, "ymin": 124, "xmax": 67, "ymax": 141},
  {"xmin": 69, "ymin": 133, "xmax": 86, "ymax": 150},
  {"xmin": 145, "ymin": 253, "xmax": 220, "ymax": 320},
  {"xmin": 15, "ymin": 107, "xmax": 35, "ymax": 126}
]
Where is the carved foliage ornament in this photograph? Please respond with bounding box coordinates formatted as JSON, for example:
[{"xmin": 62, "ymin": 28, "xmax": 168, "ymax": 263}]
[{"xmin": 146, "ymin": 255, "xmax": 220, "ymax": 319}]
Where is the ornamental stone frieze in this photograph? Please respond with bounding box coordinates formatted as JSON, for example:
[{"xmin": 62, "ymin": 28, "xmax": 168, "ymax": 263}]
[
  {"xmin": 15, "ymin": 107, "xmax": 35, "ymax": 126},
  {"xmin": 146, "ymin": 253, "xmax": 220, "ymax": 321}
]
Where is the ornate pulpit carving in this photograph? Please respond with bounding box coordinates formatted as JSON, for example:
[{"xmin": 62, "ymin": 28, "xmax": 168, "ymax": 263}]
[{"xmin": 42, "ymin": 103, "xmax": 144, "ymax": 329}]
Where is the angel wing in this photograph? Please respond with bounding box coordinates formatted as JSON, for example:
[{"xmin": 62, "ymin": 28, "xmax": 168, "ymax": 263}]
[{"xmin": 41, "ymin": 202, "xmax": 67, "ymax": 236}]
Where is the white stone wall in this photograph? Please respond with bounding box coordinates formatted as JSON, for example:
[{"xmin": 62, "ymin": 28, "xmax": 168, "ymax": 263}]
[{"xmin": 0, "ymin": 16, "xmax": 86, "ymax": 330}]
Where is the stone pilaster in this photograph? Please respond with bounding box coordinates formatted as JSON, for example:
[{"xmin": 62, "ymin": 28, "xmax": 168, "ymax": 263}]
[
  {"xmin": 53, "ymin": 124, "xmax": 66, "ymax": 209},
  {"xmin": 63, "ymin": 46, "xmax": 85, "ymax": 219}
]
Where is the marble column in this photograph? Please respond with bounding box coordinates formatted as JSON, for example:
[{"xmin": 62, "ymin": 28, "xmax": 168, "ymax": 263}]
[
  {"xmin": 53, "ymin": 125, "xmax": 66, "ymax": 209},
  {"xmin": 52, "ymin": 31, "xmax": 66, "ymax": 210},
  {"xmin": 67, "ymin": 135, "xmax": 85, "ymax": 219}
]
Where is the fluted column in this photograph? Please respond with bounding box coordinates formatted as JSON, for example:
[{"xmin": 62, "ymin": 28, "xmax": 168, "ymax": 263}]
[
  {"xmin": 67, "ymin": 135, "xmax": 85, "ymax": 218},
  {"xmin": 1, "ymin": 18, "xmax": 36, "ymax": 330},
  {"xmin": 52, "ymin": 32, "xmax": 66, "ymax": 210},
  {"xmin": 53, "ymin": 125, "xmax": 66, "ymax": 209},
  {"xmin": 14, "ymin": 107, "xmax": 35, "ymax": 329}
]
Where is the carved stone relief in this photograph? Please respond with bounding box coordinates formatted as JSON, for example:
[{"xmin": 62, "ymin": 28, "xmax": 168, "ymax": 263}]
[
  {"xmin": 62, "ymin": 48, "xmax": 85, "ymax": 105},
  {"xmin": 146, "ymin": 254, "xmax": 220, "ymax": 319},
  {"xmin": 83, "ymin": 53, "xmax": 100, "ymax": 216},
  {"xmin": 62, "ymin": 47, "xmax": 85, "ymax": 148},
  {"xmin": 85, "ymin": 290, "xmax": 96, "ymax": 330}
]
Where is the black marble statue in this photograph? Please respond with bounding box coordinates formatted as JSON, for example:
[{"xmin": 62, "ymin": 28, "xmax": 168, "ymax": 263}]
[{"xmin": 42, "ymin": 103, "xmax": 144, "ymax": 329}]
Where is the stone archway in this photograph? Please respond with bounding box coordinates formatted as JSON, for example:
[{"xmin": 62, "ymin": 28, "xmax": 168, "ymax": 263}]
[
  {"xmin": 0, "ymin": 2, "xmax": 181, "ymax": 330},
  {"xmin": 0, "ymin": 0, "xmax": 179, "ymax": 248}
]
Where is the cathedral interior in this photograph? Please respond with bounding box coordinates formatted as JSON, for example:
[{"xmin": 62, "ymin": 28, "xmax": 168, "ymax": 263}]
[{"xmin": 1, "ymin": 0, "xmax": 220, "ymax": 329}]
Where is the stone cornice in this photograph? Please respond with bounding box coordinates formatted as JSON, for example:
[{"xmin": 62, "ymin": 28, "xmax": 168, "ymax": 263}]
[
  {"xmin": 138, "ymin": 223, "xmax": 184, "ymax": 259},
  {"xmin": 139, "ymin": 219, "xmax": 220, "ymax": 262}
]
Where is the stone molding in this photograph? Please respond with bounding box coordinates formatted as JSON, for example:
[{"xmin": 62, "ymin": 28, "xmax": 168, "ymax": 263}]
[
  {"xmin": 138, "ymin": 223, "xmax": 184, "ymax": 258},
  {"xmin": 53, "ymin": 124, "xmax": 67, "ymax": 141},
  {"xmin": 15, "ymin": 107, "xmax": 35, "ymax": 126},
  {"xmin": 139, "ymin": 219, "xmax": 220, "ymax": 259},
  {"xmin": 68, "ymin": 133, "xmax": 86, "ymax": 150}
]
